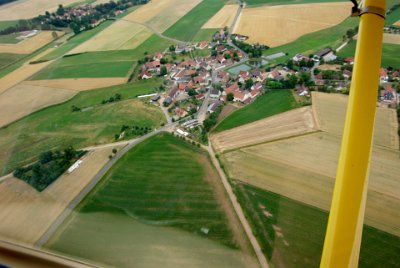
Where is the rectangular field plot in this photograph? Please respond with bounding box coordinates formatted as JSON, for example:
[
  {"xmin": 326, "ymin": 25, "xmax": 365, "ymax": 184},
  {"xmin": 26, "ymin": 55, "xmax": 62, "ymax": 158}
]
[
  {"xmin": 202, "ymin": 4, "xmax": 238, "ymax": 29},
  {"xmin": 0, "ymin": 31, "xmax": 62, "ymax": 54},
  {"xmin": 45, "ymin": 133, "xmax": 257, "ymax": 268}
]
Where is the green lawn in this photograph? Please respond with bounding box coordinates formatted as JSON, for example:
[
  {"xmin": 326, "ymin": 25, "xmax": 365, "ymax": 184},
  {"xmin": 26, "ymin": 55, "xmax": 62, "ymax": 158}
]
[
  {"xmin": 338, "ymin": 41, "xmax": 400, "ymax": 69},
  {"xmin": 32, "ymin": 61, "xmax": 134, "ymax": 79},
  {"xmin": 45, "ymin": 133, "xmax": 248, "ymax": 267},
  {"xmin": 264, "ymin": 17, "xmax": 358, "ymax": 65},
  {"xmin": 0, "ymin": 53, "xmax": 25, "ymax": 69},
  {"xmin": 0, "ymin": 33, "xmax": 20, "ymax": 44},
  {"xmin": 213, "ymin": 90, "xmax": 298, "ymax": 132},
  {"xmin": 193, "ymin": 28, "xmax": 217, "ymax": 42},
  {"xmin": 163, "ymin": 0, "xmax": 227, "ymax": 41},
  {"xmin": 0, "ymin": 79, "xmax": 165, "ymax": 175},
  {"xmin": 245, "ymin": 0, "xmax": 347, "ymax": 7},
  {"xmin": 233, "ymin": 182, "xmax": 400, "ymax": 268}
]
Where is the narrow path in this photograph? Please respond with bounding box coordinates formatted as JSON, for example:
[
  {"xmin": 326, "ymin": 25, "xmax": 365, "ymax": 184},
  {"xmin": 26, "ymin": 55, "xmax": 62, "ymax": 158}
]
[
  {"xmin": 119, "ymin": 18, "xmax": 186, "ymax": 44},
  {"xmin": 35, "ymin": 123, "xmax": 176, "ymax": 248},
  {"xmin": 227, "ymin": 1, "xmax": 249, "ymax": 63},
  {"xmin": 204, "ymin": 143, "xmax": 269, "ymax": 268}
]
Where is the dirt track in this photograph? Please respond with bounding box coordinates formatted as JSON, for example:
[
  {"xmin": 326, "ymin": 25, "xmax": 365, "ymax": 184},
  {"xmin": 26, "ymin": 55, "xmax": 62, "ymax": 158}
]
[{"xmin": 211, "ymin": 106, "xmax": 319, "ymax": 152}]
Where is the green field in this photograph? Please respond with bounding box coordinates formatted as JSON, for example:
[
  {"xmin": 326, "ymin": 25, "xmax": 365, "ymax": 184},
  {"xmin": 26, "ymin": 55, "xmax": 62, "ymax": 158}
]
[
  {"xmin": 32, "ymin": 60, "xmax": 134, "ymax": 79},
  {"xmin": 0, "ymin": 20, "xmax": 17, "ymax": 31},
  {"xmin": 386, "ymin": 5, "xmax": 400, "ymax": 25},
  {"xmin": 0, "ymin": 53, "xmax": 25, "ymax": 69},
  {"xmin": 0, "ymin": 33, "xmax": 20, "ymax": 44},
  {"xmin": 0, "ymin": 79, "xmax": 165, "ymax": 175},
  {"xmin": 213, "ymin": 90, "xmax": 299, "ymax": 132},
  {"xmin": 163, "ymin": 0, "xmax": 227, "ymax": 41},
  {"xmin": 193, "ymin": 28, "xmax": 217, "ymax": 42},
  {"xmin": 338, "ymin": 41, "xmax": 400, "ymax": 69},
  {"xmin": 245, "ymin": 0, "xmax": 347, "ymax": 7},
  {"xmin": 233, "ymin": 182, "xmax": 400, "ymax": 268},
  {"xmin": 45, "ymin": 133, "xmax": 252, "ymax": 268}
]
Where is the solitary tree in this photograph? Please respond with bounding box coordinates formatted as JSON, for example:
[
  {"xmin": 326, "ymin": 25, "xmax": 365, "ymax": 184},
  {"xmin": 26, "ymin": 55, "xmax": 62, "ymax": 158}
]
[{"xmin": 227, "ymin": 92, "xmax": 234, "ymax": 101}]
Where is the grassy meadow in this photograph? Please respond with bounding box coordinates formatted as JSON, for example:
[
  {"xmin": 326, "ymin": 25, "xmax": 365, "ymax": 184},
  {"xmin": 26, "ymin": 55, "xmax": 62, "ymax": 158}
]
[
  {"xmin": 0, "ymin": 33, "xmax": 20, "ymax": 44},
  {"xmin": 0, "ymin": 53, "xmax": 25, "ymax": 69},
  {"xmin": 0, "ymin": 79, "xmax": 165, "ymax": 175},
  {"xmin": 213, "ymin": 90, "xmax": 299, "ymax": 132},
  {"xmin": 193, "ymin": 28, "xmax": 218, "ymax": 42},
  {"xmin": 338, "ymin": 41, "xmax": 400, "ymax": 69},
  {"xmin": 45, "ymin": 133, "xmax": 253, "ymax": 268},
  {"xmin": 163, "ymin": 0, "xmax": 227, "ymax": 41},
  {"xmin": 233, "ymin": 183, "xmax": 400, "ymax": 268}
]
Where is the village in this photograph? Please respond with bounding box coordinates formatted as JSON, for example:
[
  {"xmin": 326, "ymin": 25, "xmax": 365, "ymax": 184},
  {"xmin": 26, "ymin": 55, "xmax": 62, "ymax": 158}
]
[{"xmin": 135, "ymin": 28, "xmax": 400, "ymax": 143}]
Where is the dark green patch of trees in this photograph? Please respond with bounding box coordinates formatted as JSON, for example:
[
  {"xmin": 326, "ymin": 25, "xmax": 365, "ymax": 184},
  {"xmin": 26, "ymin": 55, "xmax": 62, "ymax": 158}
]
[
  {"xmin": 203, "ymin": 105, "xmax": 223, "ymax": 132},
  {"xmin": 13, "ymin": 147, "xmax": 86, "ymax": 192},
  {"xmin": 115, "ymin": 124, "xmax": 152, "ymax": 140},
  {"xmin": 101, "ymin": 93, "xmax": 122, "ymax": 104},
  {"xmin": 232, "ymin": 40, "xmax": 268, "ymax": 58}
]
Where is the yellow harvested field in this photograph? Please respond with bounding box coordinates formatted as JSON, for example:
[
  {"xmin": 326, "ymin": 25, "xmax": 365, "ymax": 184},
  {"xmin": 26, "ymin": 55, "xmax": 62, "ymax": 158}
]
[
  {"xmin": 394, "ymin": 20, "xmax": 400, "ymax": 27},
  {"xmin": 233, "ymin": 2, "xmax": 351, "ymax": 47},
  {"xmin": 0, "ymin": 83, "xmax": 76, "ymax": 127},
  {"xmin": 318, "ymin": 64, "xmax": 341, "ymax": 71},
  {"xmin": 69, "ymin": 20, "xmax": 151, "ymax": 54},
  {"xmin": 312, "ymin": 92, "xmax": 399, "ymax": 149},
  {"xmin": 219, "ymin": 92, "xmax": 400, "ymax": 235},
  {"xmin": 383, "ymin": 33, "xmax": 400, "ymax": 44},
  {"xmin": 0, "ymin": 31, "xmax": 62, "ymax": 54},
  {"xmin": 202, "ymin": 5, "xmax": 238, "ymax": 29},
  {"xmin": 211, "ymin": 106, "xmax": 318, "ymax": 153},
  {"xmin": 0, "ymin": 146, "xmax": 123, "ymax": 246},
  {"xmin": 0, "ymin": 49, "xmax": 54, "ymax": 94},
  {"xmin": 123, "ymin": 0, "xmax": 201, "ymax": 32},
  {"xmin": 0, "ymin": 0, "xmax": 81, "ymax": 20},
  {"xmin": 23, "ymin": 77, "xmax": 127, "ymax": 91},
  {"xmin": 222, "ymin": 132, "xmax": 400, "ymax": 236}
]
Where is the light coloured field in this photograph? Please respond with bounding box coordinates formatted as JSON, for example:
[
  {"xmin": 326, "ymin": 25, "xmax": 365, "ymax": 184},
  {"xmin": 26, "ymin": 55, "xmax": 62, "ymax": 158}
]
[
  {"xmin": 0, "ymin": 83, "xmax": 76, "ymax": 127},
  {"xmin": 0, "ymin": 48, "xmax": 55, "ymax": 94},
  {"xmin": 219, "ymin": 92, "xmax": 400, "ymax": 236},
  {"xmin": 394, "ymin": 20, "xmax": 400, "ymax": 27},
  {"xmin": 233, "ymin": 2, "xmax": 351, "ymax": 47},
  {"xmin": 318, "ymin": 64, "xmax": 341, "ymax": 71},
  {"xmin": 0, "ymin": 146, "xmax": 122, "ymax": 246},
  {"xmin": 0, "ymin": 0, "xmax": 81, "ymax": 20},
  {"xmin": 23, "ymin": 78, "xmax": 127, "ymax": 91},
  {"xmin": 222, "ymin": 132, "xmax": 400, "ymax": 236},
  {"xmin": 312, "ymin": 92, "xmax": 399, "ymax": 149},
  {"xmin": 383, "ymin": 33, "xmax": 400, "ymax": 44},
  {"xmin": 211, "ymin": 106, "xmax": 318, "ymax": 152},
  {"xmin": 123, "ymin": 0, "xmax": 201, "ymax": 32},
  {"xmin": 202, "ymin": 4, "xmax": 238, "ymax": 29},
  {"xmin": 68, "ymin": 20, "xmax": 151, "ymax": 54},
  {"xmin": 0, "ymin": 31, "xmax": 62, "ymax": 54}
]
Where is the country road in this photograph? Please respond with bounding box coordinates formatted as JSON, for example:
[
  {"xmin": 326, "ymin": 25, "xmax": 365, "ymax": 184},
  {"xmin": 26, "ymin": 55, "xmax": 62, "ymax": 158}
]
[{"xmin": 35, "ymin": 123, "xmax": 177, "ymax": 248}]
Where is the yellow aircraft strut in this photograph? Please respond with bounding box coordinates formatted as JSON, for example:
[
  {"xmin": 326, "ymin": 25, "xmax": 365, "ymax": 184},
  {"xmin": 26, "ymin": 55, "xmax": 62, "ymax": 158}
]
[{"xmin": 320, "ymin": 0, "xmax": 386, "ymax": 267}]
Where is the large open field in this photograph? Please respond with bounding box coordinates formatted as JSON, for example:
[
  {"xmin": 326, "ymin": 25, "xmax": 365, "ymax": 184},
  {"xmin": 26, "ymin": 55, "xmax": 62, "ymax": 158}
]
[
  {"xmin": 244, "ymin": 0, "xmax": 348, "ymax": 7},
  {"xmin": 0, "ymin": 53, "xmax": 25, "ymax": 69},
  {"xmin": 123, "ymin": 0, "xmax": 201, "ymax": 32},
  {"xmin": 213, "ymin": 90, "xmax": 299, "ymax": 133},
  {"xmin": 0, "ymin": 146, "xmax": 119, "ymax": 246},
  {"xmin": 0, "ymin": 31, "xmax": 62, "ymax": 54},
  {"xmin": 202, "ymin": 4, "xmax": 238, "ymax": 29},
  {"xmin": 68, "ymin": 20, "xmax": 152, "ymax": 54},
  {"xmin": 23, "ymin": 78, "xmax": 127, "ymax": 91},
  {"xmin": 45, "ymin": 133, "xmax": 257, "ymax": 268},
  {"xmin": 219, "ymin": 92, "xmax": 400, "ymax": 236},
  {"xmin": 383, "ymin": 33, "xmax": 400, "ymax": 45},
  {"xmin": 0, "ymin": 0, "xmax": 82, "ymax": 20},
  {"xmin": 0, "ymin": 79, "xmax": 166, "ymax": 175},
  {"xmin": 0, "ymin": 83, "xmax": 76, "ymax": 128},
  {"xmin": 212, "ymin": 106, "xmax": 318, "ymax": 152},
  {"xmin": 233, "ymin": 183, "xmax": 400, "ymax": 268},
  {"xmin": 234, "ymin": 2, "xmax": 351, "ymax": 47},
  {"xmin": 163, "ymin": 0, "xmax": 227, "ymax": 41}
]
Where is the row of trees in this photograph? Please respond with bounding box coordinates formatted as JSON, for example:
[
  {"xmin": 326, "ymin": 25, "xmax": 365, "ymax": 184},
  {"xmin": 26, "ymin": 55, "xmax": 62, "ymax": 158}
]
[
  {"xmin": 232, "ymin": 40, "xmax": 268, "ymax": 59},
  {"xmin": 14, "ymin": 147, "xmax": 86, "ymax": 192}
]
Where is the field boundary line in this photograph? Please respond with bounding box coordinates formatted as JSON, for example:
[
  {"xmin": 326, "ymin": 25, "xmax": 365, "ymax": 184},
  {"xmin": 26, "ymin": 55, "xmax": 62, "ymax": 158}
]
[
  {"xmin": 214, "ymin": 130, "xmax": 322, "ymax": 154},
  {"xmin": 206, "ymin": 143, "xmax": 269, "ymax": 268}
]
